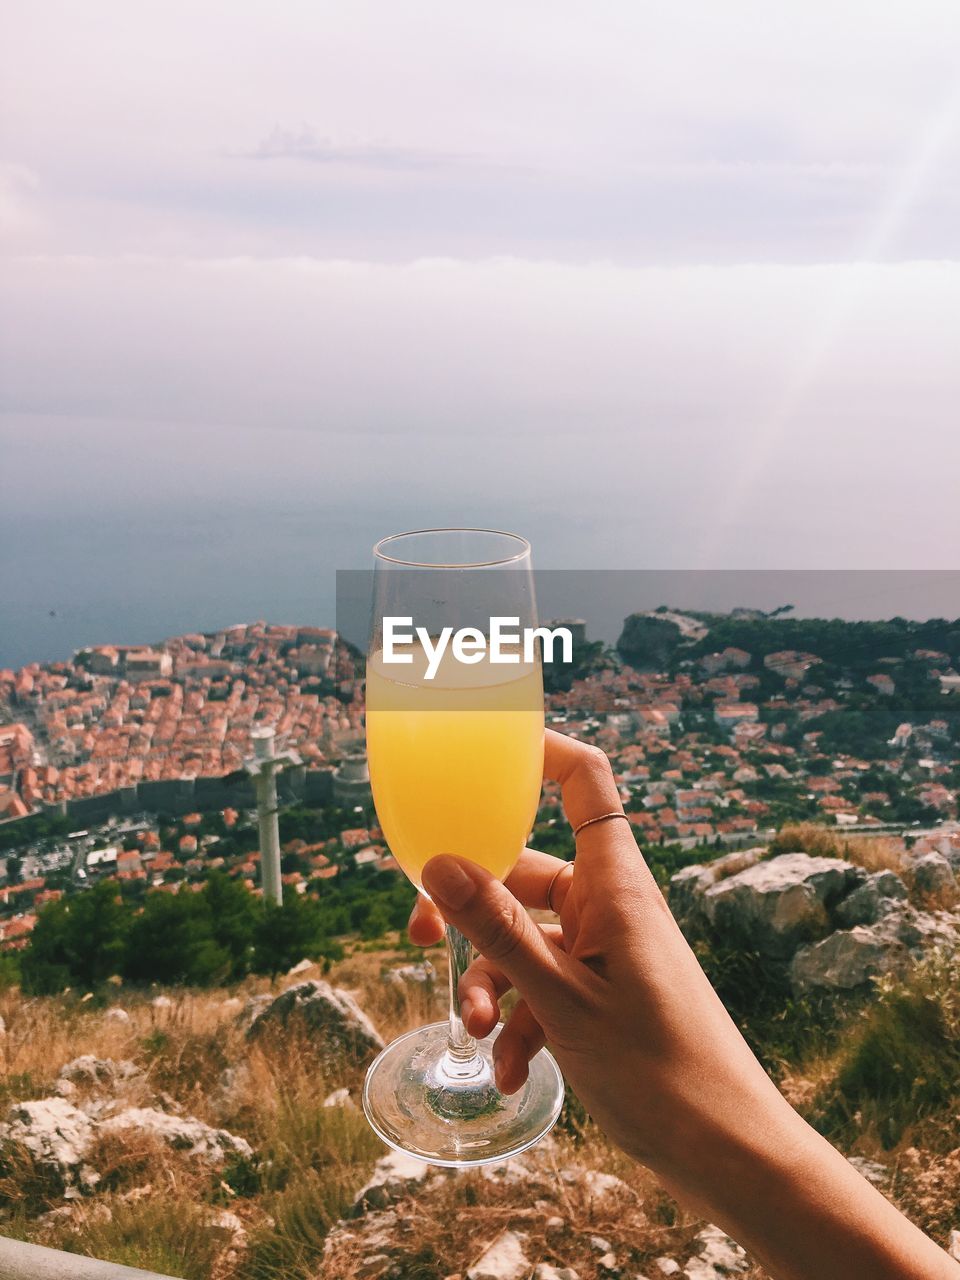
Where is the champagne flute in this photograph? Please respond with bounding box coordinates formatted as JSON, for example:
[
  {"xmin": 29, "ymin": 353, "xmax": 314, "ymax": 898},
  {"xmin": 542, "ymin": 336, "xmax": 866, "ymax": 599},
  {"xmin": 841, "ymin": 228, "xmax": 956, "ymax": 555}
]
[{"xmin": 362, "ymin": 528, "xmax": 564, "ymax": 1165}]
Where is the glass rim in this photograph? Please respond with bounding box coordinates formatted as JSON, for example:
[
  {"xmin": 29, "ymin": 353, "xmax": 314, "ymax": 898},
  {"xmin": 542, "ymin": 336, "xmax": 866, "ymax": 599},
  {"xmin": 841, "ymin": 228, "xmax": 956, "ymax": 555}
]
[{"xmin": 372, "ymin": 527, "xmax": 531, "ymax": 569}]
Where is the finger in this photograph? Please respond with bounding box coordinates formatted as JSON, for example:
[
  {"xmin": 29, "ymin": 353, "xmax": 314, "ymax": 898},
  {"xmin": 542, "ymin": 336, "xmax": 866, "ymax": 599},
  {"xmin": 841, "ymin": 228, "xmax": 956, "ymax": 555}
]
[
  {"xmin": 458, "ymin": 955, "xmax": 510, "ymax": 1037},
  {"xmin": 459, "ymin": 924, "xmax": 564, "ymax": 1038},
  {"xmin": 421, "ymin": 856, "xmax": 567, "ymax": 1009},
  {"xmin": 544, "ymin": 729, "xmax": 641, "ymax": 875},
  {"xmin": 543, "ymin": 729, "xmax": 624, "ymax": 830},
  {"xmin": 505, "ymin": 847, "xmax": 574, "ymax": 913},
  {"xmin": 493, "ymin": 999, "xmax": 546, "ymax": 1094},
  {"xmin": 407, "ymin": 893, "xmax": 445, "ymax": 946}
]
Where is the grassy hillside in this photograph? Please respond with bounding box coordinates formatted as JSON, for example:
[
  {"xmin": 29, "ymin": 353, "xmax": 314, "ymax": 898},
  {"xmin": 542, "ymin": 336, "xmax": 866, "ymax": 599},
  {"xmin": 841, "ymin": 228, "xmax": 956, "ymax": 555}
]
[{"xmin": 0, "ymin": 925, "xmax": 958, "ymax": 1278}]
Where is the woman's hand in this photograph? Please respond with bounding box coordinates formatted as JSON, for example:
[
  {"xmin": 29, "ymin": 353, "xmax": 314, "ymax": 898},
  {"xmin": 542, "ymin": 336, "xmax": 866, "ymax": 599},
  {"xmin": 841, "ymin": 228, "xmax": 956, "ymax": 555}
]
[
  {"xmin": 407, "ymin": 729, "xmax": 959, "ymax": 1280},
  {"xmin": 410, "ymin": 729, "xmax": 778, "ymax": 1171}
]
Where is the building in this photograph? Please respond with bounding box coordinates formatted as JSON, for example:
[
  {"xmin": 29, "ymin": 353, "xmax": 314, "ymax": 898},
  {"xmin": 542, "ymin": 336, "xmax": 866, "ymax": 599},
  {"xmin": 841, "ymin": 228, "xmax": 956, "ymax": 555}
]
[
  {"xmin": 866, "ymin": 673, "xmax": 896, "ymax": 697},
  {"xmin": 125, "ymin": 649, "xmax": 173, "ymax": 680},
  {"xmin": 713, "ymin": 702, "xmax": 759, "ymax": 730},
  {"xmin": 333, "ymin": 752, "xmax": 372, "ymax": 807},
  {"xmin": 700, "ymin": 647, "xmax": 751, "ymax": 675}
]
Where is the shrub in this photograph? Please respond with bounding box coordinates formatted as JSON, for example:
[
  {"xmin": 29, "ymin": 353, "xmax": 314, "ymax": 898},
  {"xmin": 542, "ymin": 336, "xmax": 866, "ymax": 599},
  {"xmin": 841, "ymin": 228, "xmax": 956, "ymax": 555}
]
[
  {"xmin": 252, "ymin": 895, "xmax": 342, "ymax": 979},
  {"xmin": 693, "ymin": 937, "xmax": 841, "ymax": 1073},
  {"xmin": 21, "ymin": 880, "xmax": 129, "ymax": 994},
  {"xmin": 126, "ymin": 891, "xmax": 231, "ymax": 987},
  {"xmin": 825, "ymin": 951, "xmax": 960, "ymax": 1147}
]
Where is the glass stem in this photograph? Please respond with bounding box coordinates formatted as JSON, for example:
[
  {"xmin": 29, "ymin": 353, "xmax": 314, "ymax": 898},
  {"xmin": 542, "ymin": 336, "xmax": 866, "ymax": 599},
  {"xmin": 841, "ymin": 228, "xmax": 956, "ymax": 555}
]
[{"xmin": 444, "ymin": 924, "xmax": 482, "ymax": 1073}]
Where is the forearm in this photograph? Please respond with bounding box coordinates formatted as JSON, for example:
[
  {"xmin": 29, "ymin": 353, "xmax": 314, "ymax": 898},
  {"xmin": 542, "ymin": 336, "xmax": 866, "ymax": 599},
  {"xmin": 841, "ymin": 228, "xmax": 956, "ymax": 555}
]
[{"xmin": 658, "ymin": 1090, "xmax": 959, "ymax": 1280}]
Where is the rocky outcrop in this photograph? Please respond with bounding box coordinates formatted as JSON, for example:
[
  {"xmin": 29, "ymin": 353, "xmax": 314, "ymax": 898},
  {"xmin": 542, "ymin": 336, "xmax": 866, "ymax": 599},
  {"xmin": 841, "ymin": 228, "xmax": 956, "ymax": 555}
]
[
  {"xmin": 671, "ymin": 850, "xmax": 959, "ymax": 996},
  {"xmin": 245, "ymin": 980, "xmax": 384, "ymax": 1062},
  {"xmin": 833, "ymin": 870, "xmax": 908, "ymax": 927},
  {"xmin": 790, "ymin": 924, "xmax": 909, "ymax": 993},
  {"xmin": 321, "ymin": 1117, "xmax": 752, "ymax": 1280},
  {"xmin": 698, "ymin": 854, "xmax": 861, "ymax": 958},
  {"xmin": 99, "ymin": 1107, "xmax": 252, "ymax": 1163},
  {"xmin": 0, "ymin": 1093, "xmax": 251, "ymax": 1196},
  {"xmin": 912, "ymin": 852, "xmax": 957, "ymax": 897},
  {"xmin": 669, "ymin": 848, "xmax": 765, "ymax": 925},
  {"xmin": 351, "ymin": 1150, "xmax": 431, "ymax": 1213}
]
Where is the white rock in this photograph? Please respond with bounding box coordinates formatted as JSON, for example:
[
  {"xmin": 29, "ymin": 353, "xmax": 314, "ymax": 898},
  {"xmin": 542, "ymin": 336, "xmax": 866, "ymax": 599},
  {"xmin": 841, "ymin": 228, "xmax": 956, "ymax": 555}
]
[
  {"xmin": 467, "ymin": 1229, "xmax": 530, "ymax": 1280},
  {"xmin": 59, "ymin": 1055, "xmax": 139, "ymax": 1087},
  {"xmin": 0, "ymin": 1015, "xmax": 6, "ymax": 1036},
  {"xmin": 683, "ymin": 1225, "xmax": 748, "ymax": 1278},
  {"xmin": 322, "ymin": 1087, "xmax": 353, "ymax": 1108},
  {"xmin": 220, "ymin": 996, "xmax": 243, "ymax": 1014},
  {"xmin": 834, "ymin": 870, "xmax": 908, "ymax": 927},
  {"xmin": 669, "ymin": 848, "xmax": 766, "ymax": 924},
  {"xmin": 382, "ymin": 960, "xmax": 437, "ymax": 986},
  {"xmin": 912, "ymin": 852, "xmax": 956, "ymax": 896},
  {"xmin": 323, "ymin": 1208, "xmax": 400, "ymax": 1271},
  {"xmin": 287, "ymin": 957, "xmax": 315, "ymax": 976},
  {"xmin": 790, "ymin": 924, "xmax": 910, "ymax": 994},
  {"xmin": 575, "ymin": 1169, "xmax": 634, "ymax": 1201},
  {"xmin": 653, "ymin": 1260, "xmax": 682, "ymax": 1277},
  {"xmin": 236, "ymin": 993, "xmax": 274, "ymax": 1032},
  {"xmin": 533, "ymin": 1266, "xmax": 579, "ymax": 1280},
  {"xmin": 479, "ymin": 1155, "xmax": 535, "ymax": 1186},
  {"xmin": 847, "ymin": 1155, "xmax": 889, "ymax": 1187},
  {"xmin": 352, "ymin": 1149, "xmax": 431, "ymax": 1212},
  {"xmin": 104, "ymin": 1007, "xmax": 130, "ymax": 1023},
  {"xmin": 245, "ymin": 980, "xmax": 384, "ymax": 1061},
  {"xmin": 0, "ymin": 1097, "xmax": 96, "ymax": 1180},
  {"xmin": 100, "ymin": 1107, "xmax": 252, "ymax": 1163},
  {"xmin": 701, "ymin": 854, "xmax": 856, "ymax": 958},
  {"xmin": 209, "ymin": 1209, "xmax": 246, "ymax": 1242},
  {"xmin": 151, "ymin": 995, "xmax": 174, "ymax": 1009},
  {"xmin": 589, "ymin": 1235, "xmax": 613, "ymax": 1253}
]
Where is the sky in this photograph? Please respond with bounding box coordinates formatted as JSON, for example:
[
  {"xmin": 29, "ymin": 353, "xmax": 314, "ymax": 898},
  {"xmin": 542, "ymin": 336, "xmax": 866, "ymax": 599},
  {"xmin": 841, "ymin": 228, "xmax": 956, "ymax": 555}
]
[{"xmin": 2, "ymin": 2, "xmax": 960, "ymax": 664}]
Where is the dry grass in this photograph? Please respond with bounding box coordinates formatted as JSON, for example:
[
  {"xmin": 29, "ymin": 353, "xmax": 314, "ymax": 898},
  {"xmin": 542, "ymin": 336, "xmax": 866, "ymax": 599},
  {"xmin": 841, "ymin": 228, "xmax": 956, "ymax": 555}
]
[
  {"xmin": 1, "ymin": 940, "xmax": 957, "ymax": 1277},
  {"xmin": 39, "ymin": 1192, "xmax": 225, "ymax": 1280},
  {"xmin": 770, "ymin": 822, "xmax": 908, "ymax": 876},
  {"xmin": 321, "ymin": 1130, "xmax": 707, "ymax": 1280},
  {"xmin": 0, "ymin": 955, "xmax": 425, "ymax": 1279},
  {"xmin": 711, "ymin": 847, "xmax": 766, "ymax": 884}
]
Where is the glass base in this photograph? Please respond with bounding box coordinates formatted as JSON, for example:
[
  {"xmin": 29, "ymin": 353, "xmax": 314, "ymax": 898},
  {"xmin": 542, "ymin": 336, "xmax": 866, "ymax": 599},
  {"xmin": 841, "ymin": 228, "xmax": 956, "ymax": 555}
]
[{"xmin": 362, "ymin": 1020, "xmax": 564, "ymax": 1166}]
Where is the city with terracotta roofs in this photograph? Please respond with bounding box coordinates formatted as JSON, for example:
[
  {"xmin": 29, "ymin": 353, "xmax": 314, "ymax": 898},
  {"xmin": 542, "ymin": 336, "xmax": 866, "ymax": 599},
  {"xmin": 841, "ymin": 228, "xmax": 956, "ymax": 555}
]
[{"xmin": 1, "ymin": 611, "xmax": 958, "ymax": 955}]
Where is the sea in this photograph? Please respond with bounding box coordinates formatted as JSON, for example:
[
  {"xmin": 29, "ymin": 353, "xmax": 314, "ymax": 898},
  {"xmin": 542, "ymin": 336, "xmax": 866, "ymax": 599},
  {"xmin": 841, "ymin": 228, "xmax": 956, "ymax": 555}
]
[{"xmin": 2, "ymin": 416, "xmax": 959, "ymax": 670}]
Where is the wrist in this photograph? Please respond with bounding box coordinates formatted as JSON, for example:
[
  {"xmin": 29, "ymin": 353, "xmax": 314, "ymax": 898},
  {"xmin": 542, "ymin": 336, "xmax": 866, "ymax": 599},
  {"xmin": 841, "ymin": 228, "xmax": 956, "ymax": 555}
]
[{"xmin": 655, "ymin": 1087, "xmax": 955, "ymax": 1280}]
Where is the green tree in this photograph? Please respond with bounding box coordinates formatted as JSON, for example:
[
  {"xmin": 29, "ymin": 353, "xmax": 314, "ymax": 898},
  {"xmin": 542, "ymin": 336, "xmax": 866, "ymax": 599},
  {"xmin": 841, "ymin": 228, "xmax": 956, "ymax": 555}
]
[
  {"xmin": 126, "ymin": 892, "xmax": 230, "ymax": 987},
  {"xmin": 21, "ymin": 880, "xmax": 130, "ymax": 994},
  {"xmin": 252, "ymin": 893, "xmax": 338, "ymax": 979},
  {"xmin": 200, "ymin": 872, "xmax": 259, "ymax": 980}
]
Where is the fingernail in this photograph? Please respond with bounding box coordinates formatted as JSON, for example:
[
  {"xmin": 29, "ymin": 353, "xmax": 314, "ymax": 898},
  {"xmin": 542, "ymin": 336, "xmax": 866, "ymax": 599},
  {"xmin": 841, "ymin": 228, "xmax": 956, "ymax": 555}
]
[
  {"xmin": 422, "ymin": 855, "xmax": 477, "ymax": 909},
  {"xmin": 460, "ymin": 996, "xmax": 474, "ymax": 1031}
]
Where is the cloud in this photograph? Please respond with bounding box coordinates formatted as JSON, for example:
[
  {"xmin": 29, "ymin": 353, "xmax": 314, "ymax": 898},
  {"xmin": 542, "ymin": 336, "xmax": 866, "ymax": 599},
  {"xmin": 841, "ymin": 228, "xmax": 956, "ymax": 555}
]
[
  {"xmin": 241, "ymin": 125, "xmax": 476, "ymax": 172},
  {"xmin": 0, "ymin": 162, "xmax": 41, "ymax": 236},
  {"xmin": 2, "ymin": 1, "xmax": 960, "ymax": 262}
]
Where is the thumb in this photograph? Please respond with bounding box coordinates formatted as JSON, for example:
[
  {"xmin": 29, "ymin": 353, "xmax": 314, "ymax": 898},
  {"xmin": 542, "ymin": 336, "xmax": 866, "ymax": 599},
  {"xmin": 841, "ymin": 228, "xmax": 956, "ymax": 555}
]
[{"xmin": 421, "ymin": 855, "xmax": 565, "ymax": 1011}]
